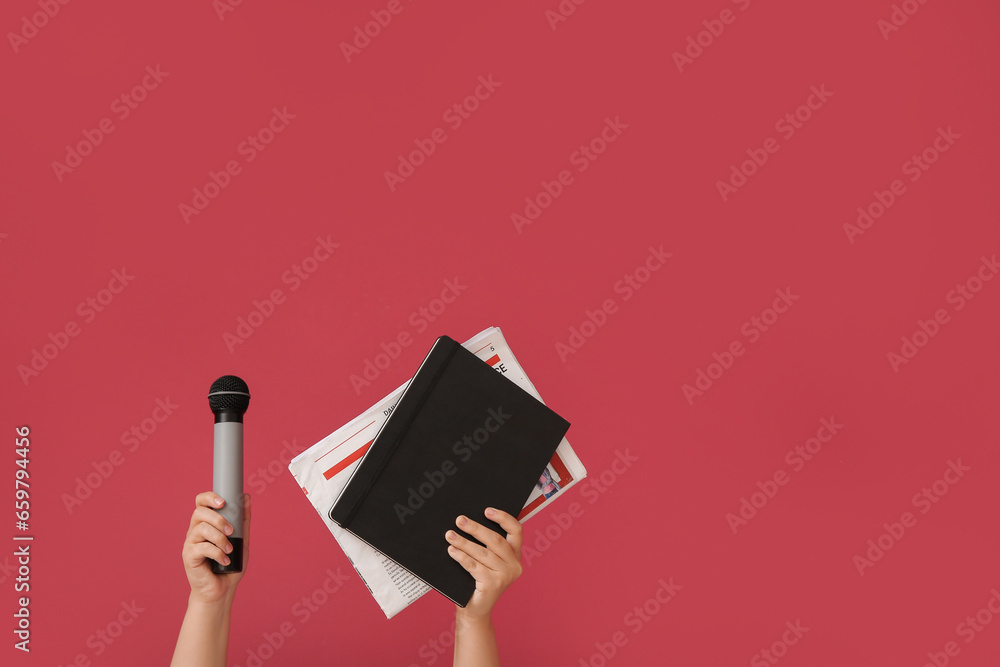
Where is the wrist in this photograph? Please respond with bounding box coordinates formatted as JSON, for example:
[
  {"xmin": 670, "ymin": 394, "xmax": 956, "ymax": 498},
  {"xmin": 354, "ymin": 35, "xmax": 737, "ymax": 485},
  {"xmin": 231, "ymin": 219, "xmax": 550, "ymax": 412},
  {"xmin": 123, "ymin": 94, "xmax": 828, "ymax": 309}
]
[
  {"xmin": 189, "ymin": 591, "xmax": 235, "ymax": 613},
  {"xmin": 455, "ymin": 606, "xmax": 493, "ymax": 629}
]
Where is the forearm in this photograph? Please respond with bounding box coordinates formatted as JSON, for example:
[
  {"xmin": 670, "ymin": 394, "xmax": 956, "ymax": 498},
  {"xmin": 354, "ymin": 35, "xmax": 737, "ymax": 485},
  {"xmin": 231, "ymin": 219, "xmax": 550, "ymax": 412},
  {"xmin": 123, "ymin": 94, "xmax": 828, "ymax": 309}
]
[
  {"xmin": 170, "ymin": 594, "xmax": 235, "ymax": 667},
  {"xmin": 453, "ymin": 610, "xmax": 500, "ymax": 667}
]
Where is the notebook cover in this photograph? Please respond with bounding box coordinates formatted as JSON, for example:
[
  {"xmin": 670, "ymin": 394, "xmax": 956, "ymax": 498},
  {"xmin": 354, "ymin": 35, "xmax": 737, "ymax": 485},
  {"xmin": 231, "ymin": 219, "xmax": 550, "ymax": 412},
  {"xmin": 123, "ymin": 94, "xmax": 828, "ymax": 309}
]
[{"xmin": 329, "ymin": 335, "xmax": 571, "ymax": 606}]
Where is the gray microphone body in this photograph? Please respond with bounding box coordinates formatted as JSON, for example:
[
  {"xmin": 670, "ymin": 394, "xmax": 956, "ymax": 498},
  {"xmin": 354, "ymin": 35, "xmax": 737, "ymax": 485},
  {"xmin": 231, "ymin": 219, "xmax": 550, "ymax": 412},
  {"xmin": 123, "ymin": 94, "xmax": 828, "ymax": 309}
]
[{"xmin": 208, "ymin": 376, "xmax": 250, "ymax": 574}]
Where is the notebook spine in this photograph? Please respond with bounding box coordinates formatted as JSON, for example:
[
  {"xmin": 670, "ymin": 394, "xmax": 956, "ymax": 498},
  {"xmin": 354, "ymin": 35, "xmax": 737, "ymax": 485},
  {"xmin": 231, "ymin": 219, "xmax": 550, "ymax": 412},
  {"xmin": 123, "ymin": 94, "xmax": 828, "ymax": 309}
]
[{"xmin": 336, "ymin": 337, "xmax": 458, "ymax": 526}]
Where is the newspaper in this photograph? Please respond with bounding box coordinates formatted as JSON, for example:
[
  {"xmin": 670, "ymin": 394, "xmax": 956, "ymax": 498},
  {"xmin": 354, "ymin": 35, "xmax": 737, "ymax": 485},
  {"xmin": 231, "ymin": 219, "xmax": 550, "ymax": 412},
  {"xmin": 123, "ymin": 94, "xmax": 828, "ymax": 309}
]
[{"xmin": 288, "ymin": 326, "xmax": 587, "ymax": 618}]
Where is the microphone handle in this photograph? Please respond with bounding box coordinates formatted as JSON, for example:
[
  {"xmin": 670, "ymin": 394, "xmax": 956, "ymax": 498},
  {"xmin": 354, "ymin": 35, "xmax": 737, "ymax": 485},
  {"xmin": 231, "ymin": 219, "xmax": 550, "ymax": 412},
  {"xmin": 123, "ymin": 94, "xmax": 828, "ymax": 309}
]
[{"xmin": 212, "ymin": 421, "xmax": 244, "ymax": 574}]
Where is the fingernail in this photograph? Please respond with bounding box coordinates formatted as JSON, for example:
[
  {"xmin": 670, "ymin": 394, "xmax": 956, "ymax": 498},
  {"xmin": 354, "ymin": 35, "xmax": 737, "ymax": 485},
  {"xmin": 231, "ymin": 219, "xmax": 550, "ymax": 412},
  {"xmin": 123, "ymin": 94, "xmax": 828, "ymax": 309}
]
[
  {"xmin": 446, "ymin": 531, "xmax": 457, "ymax": 541},
  {"xmin": 448, "ymin": 546, "xmax": 458, "ymax": 554},
  {"xmin": 224, "ymin": 524, "xmax": 233, "ymax": 535},
  {"xmin": 223, "ymin": 556, "xmax": 231, "ymax": 565},
  {"xmin": 457, "ymin": 516, "xmax": 468, "ymax": 527},
  {"xmin": 215, "ymin": 497, "xmax": 224, "ymax": 506},
  {"xmin": 485, "ymin": 507, "xmax": 496, "ymax": 517},
  {"xmin": 225, "ymin": 543, "xmax": 232, "ymax": 553}
]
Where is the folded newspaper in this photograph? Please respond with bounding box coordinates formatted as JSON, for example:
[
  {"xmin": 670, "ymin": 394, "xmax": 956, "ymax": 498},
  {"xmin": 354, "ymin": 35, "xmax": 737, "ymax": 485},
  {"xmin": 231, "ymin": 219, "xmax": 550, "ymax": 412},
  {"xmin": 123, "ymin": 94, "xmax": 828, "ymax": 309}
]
[{"xmin": 288, "ymin": 326, "xmax": 587, "ymax": 618}]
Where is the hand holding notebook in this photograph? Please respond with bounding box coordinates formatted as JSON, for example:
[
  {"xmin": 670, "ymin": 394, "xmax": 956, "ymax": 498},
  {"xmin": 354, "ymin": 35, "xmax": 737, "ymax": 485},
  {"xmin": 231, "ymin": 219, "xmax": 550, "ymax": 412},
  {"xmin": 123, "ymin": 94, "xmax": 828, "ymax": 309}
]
[
  {"xmin": 445, "ymin": 506, "xmax": 524, "ymax": 618},
  {"xmin": 329, "ymin": 335, "xmax": 571, "ymax": 606}
]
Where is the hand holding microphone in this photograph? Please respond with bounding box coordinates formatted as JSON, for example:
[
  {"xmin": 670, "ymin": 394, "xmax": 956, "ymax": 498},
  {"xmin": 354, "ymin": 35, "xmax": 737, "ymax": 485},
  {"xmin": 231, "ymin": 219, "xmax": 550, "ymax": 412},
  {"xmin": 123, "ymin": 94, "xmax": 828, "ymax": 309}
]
[
  {"xmin": 180, "ymin": 491, "xmax": 251, "ymax": 603},
  {"xmin": 179, "ymin": 375, "xmax": 251, "ymax": 604}
]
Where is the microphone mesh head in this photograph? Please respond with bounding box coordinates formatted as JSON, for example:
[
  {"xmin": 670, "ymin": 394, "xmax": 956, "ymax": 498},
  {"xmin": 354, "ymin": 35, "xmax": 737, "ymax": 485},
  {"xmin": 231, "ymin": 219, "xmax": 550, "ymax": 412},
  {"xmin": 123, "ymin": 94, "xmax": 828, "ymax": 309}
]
[{"xmin": 208, "ymin": 375, "xmax": 251, "ymax": 414}]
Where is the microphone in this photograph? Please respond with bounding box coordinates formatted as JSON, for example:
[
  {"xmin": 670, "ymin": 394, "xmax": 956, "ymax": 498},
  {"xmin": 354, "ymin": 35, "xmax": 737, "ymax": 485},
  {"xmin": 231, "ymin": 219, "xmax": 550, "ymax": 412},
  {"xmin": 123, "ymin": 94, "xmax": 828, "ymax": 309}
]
[{"xmin": 208, "ymin": 375, "xmax": 250, "ymax": 574}]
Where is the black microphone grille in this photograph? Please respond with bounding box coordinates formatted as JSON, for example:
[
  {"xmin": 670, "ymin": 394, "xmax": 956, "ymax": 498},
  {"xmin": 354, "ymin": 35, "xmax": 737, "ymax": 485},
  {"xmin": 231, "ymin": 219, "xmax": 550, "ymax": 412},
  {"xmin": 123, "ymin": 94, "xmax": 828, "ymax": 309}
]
[{"xmin": 208, "ymin": 375, "xmax": 251, "ymax": 413}]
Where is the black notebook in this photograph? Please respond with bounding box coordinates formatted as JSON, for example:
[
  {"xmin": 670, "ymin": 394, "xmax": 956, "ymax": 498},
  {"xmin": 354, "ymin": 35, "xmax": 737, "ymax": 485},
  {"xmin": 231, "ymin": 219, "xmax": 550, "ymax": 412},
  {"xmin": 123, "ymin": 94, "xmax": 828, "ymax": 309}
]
[{"xmin": 329, "ymin": 335, "xmax": 570, "ymax": 606}]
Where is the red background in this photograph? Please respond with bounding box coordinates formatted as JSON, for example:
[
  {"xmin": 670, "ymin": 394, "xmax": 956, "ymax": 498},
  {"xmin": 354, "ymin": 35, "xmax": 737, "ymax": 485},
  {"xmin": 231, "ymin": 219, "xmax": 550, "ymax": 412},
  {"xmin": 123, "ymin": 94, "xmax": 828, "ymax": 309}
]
[{"xmin": 2, "ymin": 0, "xmax": 999, "ymax": 665}]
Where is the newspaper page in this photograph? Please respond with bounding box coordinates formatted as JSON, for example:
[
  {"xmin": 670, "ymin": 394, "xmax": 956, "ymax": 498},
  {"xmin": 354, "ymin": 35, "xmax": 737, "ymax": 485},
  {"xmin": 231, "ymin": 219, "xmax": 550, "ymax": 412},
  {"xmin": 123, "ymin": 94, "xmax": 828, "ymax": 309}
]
[{"xmin": 288, "ymin": 326, "xmax": 586, "ymax": 618}]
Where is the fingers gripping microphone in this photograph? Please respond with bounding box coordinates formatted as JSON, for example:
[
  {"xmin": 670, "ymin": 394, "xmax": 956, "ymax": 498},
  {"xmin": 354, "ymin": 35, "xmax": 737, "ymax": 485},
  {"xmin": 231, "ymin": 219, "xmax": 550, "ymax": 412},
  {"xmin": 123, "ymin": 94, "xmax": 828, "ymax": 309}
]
[{"xmin": 208, "ymin": 375, "xmax": 250, "ymax": 574}]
